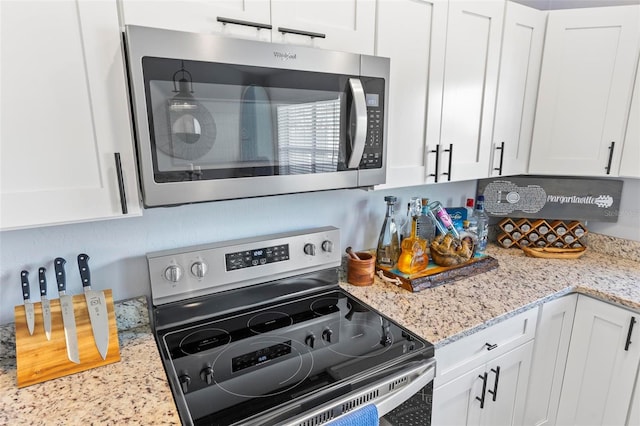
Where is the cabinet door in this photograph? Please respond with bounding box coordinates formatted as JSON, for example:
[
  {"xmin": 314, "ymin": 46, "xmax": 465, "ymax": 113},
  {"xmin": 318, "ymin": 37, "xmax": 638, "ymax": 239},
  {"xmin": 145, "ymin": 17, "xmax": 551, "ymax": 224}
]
[
  {"xmin": 628, "ymin": 366, "xmax": 640, "ymax": 426},
  {"xmin": 490, "ymin": 2, "xmax": 546, "ymax": 177},
  {"xmin": 556, "ymin": 296, "xmax": 640, "ymax": 426},
  {"xmin": 619, "ymin": 56, "xmax": 640, "ymax": 178},
  {"xmin": 524, "ymin": 295, "xmax": 578, "ymax": 426},
  {"xmin": 1, "ymin": 0, "xmax": 141, "ymax": 230},
  {"xmin": 529, "ymin": 5, "xmax": 640, "ymax": 176},
  {"xmin": 271, "ymin": 0, "xmax": 376, "ymax": 54},
  {"xmin": 430, "ymin": 0, "xmax": 504, "ymax": 182},
  {"xmin": 483, "ymin": 341, "xmax": 534, "ymax": 426},
  {"xmin": 375, "ymin": 0, "xmax": 447, "ymax": 189},
  {"xmin": 433, "ymin": 363, "xmax": 486, "ymax": 426},
  {"xmin": 118, "ymin": 0, "xmax": 272, "ymax": 41}
]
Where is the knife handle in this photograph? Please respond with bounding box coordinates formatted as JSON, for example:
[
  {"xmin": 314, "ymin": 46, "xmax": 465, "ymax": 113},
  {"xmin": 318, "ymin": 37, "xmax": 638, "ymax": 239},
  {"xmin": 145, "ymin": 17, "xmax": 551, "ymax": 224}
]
[
  {"xmin": 54, "ymin": 257, "xmax": 67, "ymax": 293},
  {"xmin": 39, "ymin": 267, "xmax": 47, "ymax": 296},
  {"xmin": 78, "ymin": 254, "xmax": 91, "ymax": 289},
  {"xmin": 21, "ymin": 270, "xmax": 30, "ymax": 301}
]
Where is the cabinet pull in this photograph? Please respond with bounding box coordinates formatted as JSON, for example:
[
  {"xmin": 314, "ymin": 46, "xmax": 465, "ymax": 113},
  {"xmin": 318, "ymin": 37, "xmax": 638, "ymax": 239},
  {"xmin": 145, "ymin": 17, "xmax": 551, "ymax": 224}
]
[
  {"xmin": 428, "ymin": 144, "xmax": 440, "ymax": 183},
  {"xmin": 488, "ymin": 366, "xmax": 501, "ymax": 402},
  {"xmin": 277, "ymin": 27, "xmax": 326, "ymax": 39},
  {"xmin": 494, "ymin": 141, "xmax": 505, "ymax": 175},
  {"xmin": 625, "ymin": 316, "xmax": 636, "ymax": 351},
  {"xmin": 217, "ymin": 17, "xmax": 272, "ymax": 30},
  {"xmin": 476, "ymin": 372, "xmax": 488, "ymax": 409},
  {"xmin": 605, "ymin": 141, "xmax": 615, "ymax": 175},
  {"xmin": 442, "ymin": 143, "xmax": 453, "ymax": 181},
  {"xmin": 114, "ymin": 153, "xmax": 128, "ymax": 215},
  {"xmin": 485, "ymin": 342, "xmax": 498, "ymax": 351}
]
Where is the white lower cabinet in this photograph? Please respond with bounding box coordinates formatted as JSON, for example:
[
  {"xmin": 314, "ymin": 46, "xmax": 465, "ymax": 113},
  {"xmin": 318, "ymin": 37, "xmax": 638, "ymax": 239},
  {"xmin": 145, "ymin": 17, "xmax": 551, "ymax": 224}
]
[
  {"xmin": 628, "ymin": 367, "xmax": 640, "ymax": 426},
  {"xmin": 556, "ymin": 296, "xmax": 640, "ymax": 426},
  {"xmin": 433, "ymin": 308, "xmax": 538, "ymax": 426},
  {"xmin": 523, "ymin": 294, "xmax": 578, "ymax": 426}
]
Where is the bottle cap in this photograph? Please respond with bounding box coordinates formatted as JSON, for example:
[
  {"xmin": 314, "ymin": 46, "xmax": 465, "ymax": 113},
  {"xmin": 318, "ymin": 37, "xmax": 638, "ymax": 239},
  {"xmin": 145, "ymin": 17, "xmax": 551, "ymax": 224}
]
[
  {"xmin": 466, "ymin": 198, "xmax": 474, "ymax": 207},
  {"xmin": 463, "ymin": 220, "xmax": 470, "ymax": 227}
]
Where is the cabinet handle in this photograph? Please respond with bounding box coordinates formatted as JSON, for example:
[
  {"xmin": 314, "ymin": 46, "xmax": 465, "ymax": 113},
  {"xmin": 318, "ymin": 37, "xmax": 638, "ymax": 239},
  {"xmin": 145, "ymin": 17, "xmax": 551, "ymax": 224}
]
[
  {"xmin": 428, "ymin": 144, "xmax": 440, "ymax": 183},
  {"xmin": 493, "ymin": 141, "xmax": 505, "ymax": 175},
  {"xmin": 485, "ymin": 342, "xmax": 498, "ymax": 351},
  {"xmin": 625, "ymin": 316, "xmax": 636, "ymax": 351},
  {"xmin": 605, "ymin": 141, "xmax": 615, "ymax": 175},
  {"xmin": 217, "ymin": 17, "xmax": 272, "ymax": 30},
  {"xmin": 277, "ymin": 27, "xmax": 326, "ymax": 39},
  {"xmin": 114, "ymin": 153, "xmax": 128, "ymax": 215},
  {"xmin": 476, "ymin": 372, "xmax": 488, "ymax": 409},
  {"xmin": 487, "ymin": 366, "xmax": 501, "ymax": 402},
  {"xmin": 442, "ymin": 143, "xmax": 453, "ymax": 181}
]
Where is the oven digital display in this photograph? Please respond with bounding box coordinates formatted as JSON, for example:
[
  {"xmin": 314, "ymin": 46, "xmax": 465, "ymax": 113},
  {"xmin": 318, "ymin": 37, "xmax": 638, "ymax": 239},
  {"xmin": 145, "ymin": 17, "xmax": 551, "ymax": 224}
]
[
  {"xmin": 225, "ymin": 244, "xmax": 290, "ymax": 271},
  {"xmin": 232, "ymin": 340, "xmax": 292, "ymax": 372}
]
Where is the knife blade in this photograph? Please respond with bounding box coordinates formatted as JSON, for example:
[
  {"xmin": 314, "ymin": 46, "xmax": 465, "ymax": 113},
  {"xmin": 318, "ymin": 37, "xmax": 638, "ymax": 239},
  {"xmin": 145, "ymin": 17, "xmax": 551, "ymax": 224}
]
[
  {"xmin": 78, "ymin": 254, "xmax": 109, "ymax": 360},
  {"xmin": 38, "ymin": 267, "xmax": 52, "ymax": 340},
  {"xmin": 55, "ymin": 257, "xmax": 80, "ymax": 364},
  {"xmin": 20, "ymin": 270, "xmax": 35, "ymax": 335}
]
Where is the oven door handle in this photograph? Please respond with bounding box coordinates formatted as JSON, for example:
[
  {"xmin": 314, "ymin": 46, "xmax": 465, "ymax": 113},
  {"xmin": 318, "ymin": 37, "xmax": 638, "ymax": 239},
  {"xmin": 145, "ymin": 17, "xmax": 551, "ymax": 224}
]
[
  {"xmin": 347, "ymin": 78, "xmax": 368, "ymax": 169},
  {"xmin": 374, "ymin": 358, "xmax": 435, "ymax": 416}
]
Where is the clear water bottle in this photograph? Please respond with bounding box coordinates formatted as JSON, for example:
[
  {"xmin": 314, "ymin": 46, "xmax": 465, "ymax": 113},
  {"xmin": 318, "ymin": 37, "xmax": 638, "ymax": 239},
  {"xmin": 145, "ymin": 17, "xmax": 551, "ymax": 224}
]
[
  {"xmin": 416, "ymin": 198, "xmax": 436, "ymax": 243},
  {"xmin": 377, "ymin": 196, "xmax": 400, "ymax": 269},
  {"xmin": 472, "ymin": 195, "xmax": 489, "ymax": 253}
]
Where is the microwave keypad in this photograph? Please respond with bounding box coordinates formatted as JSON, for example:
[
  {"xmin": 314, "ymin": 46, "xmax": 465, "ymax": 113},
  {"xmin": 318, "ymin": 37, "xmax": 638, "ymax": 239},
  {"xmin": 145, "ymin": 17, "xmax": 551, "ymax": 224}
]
[{"xmin": 360, "ymin": 108, "xmax": 383, "ymax": 169}]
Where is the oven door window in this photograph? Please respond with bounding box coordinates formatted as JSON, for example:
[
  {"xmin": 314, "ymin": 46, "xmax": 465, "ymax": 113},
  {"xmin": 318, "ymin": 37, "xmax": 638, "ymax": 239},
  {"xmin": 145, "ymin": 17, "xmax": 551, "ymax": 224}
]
[{"xmin": 142, "ymin": 57, "xmax": 353, "ymax": 183}]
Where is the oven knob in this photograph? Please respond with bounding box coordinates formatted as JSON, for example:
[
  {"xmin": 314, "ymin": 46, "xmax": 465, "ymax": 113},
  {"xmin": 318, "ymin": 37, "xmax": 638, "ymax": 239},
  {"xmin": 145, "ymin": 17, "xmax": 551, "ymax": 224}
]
[
  {"xmin": 191, "ymin": 261, "xmax": 207, "ymax": 279},
  {"xmin": 305, "ymin": 334, "xmax": 316, "ymax": 348},
  {"xmin": 321, "ymin": 240, "xmax": 333, "ymax": 253},
  {"xmin": 179, "ymin": 374, "xmax": 191, "ymax": 393},
  {"xmin": 304, "ymin": 243, "xmax": 316, "ymax": 256},
  {"xmin": 200, "ymin": 366, "xmax": 214, "ymax": 385},
  {"xmin": 164, "ymin": 265, "xmax": 183, "ymax": 283},
  {"xmin": 322, "ymin": 329, "xmax": 333, "ymax": 343}
]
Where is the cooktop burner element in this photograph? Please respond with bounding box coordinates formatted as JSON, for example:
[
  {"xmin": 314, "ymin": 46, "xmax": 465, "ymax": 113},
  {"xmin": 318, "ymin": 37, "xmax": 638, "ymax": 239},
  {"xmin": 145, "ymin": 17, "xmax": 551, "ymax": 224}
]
[{"xmin": 147, "ymin": 227, "xmax": 435, "ymax": 426}]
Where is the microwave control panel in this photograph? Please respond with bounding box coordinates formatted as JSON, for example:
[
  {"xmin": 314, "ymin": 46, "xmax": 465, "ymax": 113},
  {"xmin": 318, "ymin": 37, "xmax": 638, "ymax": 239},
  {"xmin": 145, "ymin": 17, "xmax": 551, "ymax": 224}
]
[{"xmin": 360, "ymin": 80, "xmax": 385, "ymax": 170}]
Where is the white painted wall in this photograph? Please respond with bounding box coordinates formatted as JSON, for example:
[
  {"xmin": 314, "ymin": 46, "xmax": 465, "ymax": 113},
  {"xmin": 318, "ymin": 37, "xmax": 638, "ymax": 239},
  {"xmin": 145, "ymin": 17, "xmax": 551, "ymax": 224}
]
[
  {"xmin": 588, "ymin": 178, "xmax": 640, "ymax": 241},
  {"xmin": 0, "ymin": 181, "xmax": 476, "ymax": 324}
]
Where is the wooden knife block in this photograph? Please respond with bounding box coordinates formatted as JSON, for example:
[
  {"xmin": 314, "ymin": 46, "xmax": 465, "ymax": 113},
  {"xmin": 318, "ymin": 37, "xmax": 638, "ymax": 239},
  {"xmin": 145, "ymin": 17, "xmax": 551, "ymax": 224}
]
[{"xmin": 14, "ymin": 289, "xmax": 120, "ymax": 388}]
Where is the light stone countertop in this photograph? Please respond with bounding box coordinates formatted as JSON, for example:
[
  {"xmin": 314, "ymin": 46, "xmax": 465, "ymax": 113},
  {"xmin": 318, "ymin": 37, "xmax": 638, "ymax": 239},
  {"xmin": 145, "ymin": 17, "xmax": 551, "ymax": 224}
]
[{"xmin": 0, "ymin": 234, "xmax": 638, "ymax": 423}]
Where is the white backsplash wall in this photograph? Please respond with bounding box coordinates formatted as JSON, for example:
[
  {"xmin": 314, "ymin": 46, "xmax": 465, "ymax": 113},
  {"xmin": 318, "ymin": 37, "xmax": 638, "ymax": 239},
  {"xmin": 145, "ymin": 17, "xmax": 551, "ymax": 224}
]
[
  {"xmin": 588, "ymin": 178, "xmax": 640, "ymax": 242},
  {"xmin": 0, "ymin": 181, "xmax": 476, "ymax": 325}
]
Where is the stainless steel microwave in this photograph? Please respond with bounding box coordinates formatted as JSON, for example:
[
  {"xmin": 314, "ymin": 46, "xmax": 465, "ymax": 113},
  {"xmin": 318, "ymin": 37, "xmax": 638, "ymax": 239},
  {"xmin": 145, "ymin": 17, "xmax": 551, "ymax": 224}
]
[{"xmin": 123, "ymin": 26, "xmax": 390, "ymax": 207}]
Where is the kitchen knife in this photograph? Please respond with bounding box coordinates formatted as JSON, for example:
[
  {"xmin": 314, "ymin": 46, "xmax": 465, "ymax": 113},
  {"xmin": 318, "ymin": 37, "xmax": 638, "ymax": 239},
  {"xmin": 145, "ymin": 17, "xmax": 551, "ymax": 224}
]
[
  {"xmin": 78, "ymin": 254, "xmax": 109, "ymax": 360},
  {"xmin": 55, "ymin": 257, "xmax": 80, "ymax": 364},
  {"xmin": 38, "ymin": 267, "xmax": 52, "ymax": 340},
  {"xmin": 20, "ymin": 271, "xmax": 35, "ymax": 335}
]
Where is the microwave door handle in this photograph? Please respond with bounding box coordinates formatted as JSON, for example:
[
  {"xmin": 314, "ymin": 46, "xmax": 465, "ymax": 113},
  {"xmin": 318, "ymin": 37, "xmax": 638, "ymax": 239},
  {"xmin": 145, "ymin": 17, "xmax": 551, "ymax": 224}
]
[{"xmin": 347, "ymin": 78, "xmax": 368, "ymax": 169}]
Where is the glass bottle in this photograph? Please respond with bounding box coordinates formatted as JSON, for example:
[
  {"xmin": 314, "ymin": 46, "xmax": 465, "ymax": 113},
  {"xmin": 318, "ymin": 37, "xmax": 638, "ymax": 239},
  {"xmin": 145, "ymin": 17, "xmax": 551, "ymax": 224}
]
[
  {"xmin": 427, "ymin": 201, "xmax": 461, "ymax": 239},
  {"xmin": 472, "ymin": 195, "xmax": 489, "ymax": 253},
  {"xmin": 397, "ymin": 214, "xmax": 429, "ymax": 275},
  {"xmin": 460, "ymin": 220, "xmax": 479, "ymax": 256},
  {"xmin": 400, "ymin": 197, "xmax": 421, "ymax": 242},
  {"xmin": 416, "ymin": 198, "xmax": 436, "ymax": 243},
  {"xmin": 377, "ymin": 196, "xmax": 400, "ymax": 270}
]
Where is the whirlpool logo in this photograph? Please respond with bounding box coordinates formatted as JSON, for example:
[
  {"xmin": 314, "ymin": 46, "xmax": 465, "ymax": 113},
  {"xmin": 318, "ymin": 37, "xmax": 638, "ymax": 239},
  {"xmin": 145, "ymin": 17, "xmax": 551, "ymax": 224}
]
[{"xmin": 274, "ymin": 51, "xmax": 297, "ymax": 61}]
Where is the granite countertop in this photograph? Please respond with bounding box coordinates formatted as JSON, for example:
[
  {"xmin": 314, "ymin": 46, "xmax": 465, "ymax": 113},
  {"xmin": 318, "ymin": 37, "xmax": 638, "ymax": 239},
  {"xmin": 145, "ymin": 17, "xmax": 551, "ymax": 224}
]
[{"xmin": 1, "ymin": 234, "xmax": 639, "ymax": 423}]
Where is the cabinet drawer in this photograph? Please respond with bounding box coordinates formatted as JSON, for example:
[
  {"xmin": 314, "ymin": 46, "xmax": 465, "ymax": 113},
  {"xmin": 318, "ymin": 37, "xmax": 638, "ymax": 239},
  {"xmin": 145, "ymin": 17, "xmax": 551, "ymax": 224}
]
[{"xmin": 435, "ymin": 307, "xmax": 538, "ymax": 386}]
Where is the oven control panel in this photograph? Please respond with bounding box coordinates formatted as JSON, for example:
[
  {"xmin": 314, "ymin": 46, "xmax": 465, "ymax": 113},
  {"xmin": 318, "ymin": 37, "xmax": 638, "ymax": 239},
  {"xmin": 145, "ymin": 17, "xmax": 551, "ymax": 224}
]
[{"xmin": 147, "ymin": 227, "xmax": 341, "ymax": 305}]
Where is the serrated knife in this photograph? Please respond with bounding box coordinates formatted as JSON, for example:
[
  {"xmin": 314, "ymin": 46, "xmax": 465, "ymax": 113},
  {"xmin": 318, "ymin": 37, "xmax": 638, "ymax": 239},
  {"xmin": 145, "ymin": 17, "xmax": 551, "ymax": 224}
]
[
  {"xmin": 78, "ymin": 254, "xmax": 109, "ymax": 360},
  {"xmin": 55, "ymin": 257, "xmax": 80, "ymax": 364},
  {"xmin": 20, "ymin": 270, "xmax": 35, "ymax": 335},
  {"xmin": 38, "ymin": 267, "xmax": 52, "ymax": 340}
]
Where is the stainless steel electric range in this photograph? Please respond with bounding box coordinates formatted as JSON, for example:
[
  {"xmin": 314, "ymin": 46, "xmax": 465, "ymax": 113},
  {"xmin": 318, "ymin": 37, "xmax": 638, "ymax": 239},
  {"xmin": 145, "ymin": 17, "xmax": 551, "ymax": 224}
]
[{"xmin": 147, "ymin": 227, "xmax": 435, "ymax": 426}]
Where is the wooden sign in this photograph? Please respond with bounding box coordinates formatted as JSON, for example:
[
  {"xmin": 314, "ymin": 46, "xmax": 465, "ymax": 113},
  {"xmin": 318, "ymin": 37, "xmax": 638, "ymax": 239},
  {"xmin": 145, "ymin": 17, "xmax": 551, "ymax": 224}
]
[
  {"xmin": 477, "ymin": 176, "xmax": 623, "ymax": 222},
  {"xmin": 14, "ymin": 289, "xmax": 120, "ymax": 388}
]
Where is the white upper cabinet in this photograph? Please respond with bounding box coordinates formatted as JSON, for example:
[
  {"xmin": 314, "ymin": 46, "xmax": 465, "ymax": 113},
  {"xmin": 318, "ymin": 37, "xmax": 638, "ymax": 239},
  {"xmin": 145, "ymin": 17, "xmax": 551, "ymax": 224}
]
[
  {"xmin": 427, "ymin": 0, "xmax": 505, "ymax": 183},
  {"xmin": 490, "ymin": 2, "xmax": 546, "ymax": 177},
  {"xmin": 118, "ymin": 0, "xmax": 375, "ymax": 54},
  {"xmin": 118, "ymin": 0, "xmax": 272, "ymax": 41},
  {"xmin": 0, "ymin": 0, "xmax": 142, "ymax": 231},
  {"xmin": 529, "ymin": 5, "xmax": 640, "ymax": 177},
  {"xmin": 619, "ymin": 56, "xmax": 640, "ymax": 178},
  {"xmin": 375, "ymin": 0, "xmax": 447, "ymax": 188},
  {"xmin": 270, "ymin": 0, "xmax": 376, "ymax": 54}
]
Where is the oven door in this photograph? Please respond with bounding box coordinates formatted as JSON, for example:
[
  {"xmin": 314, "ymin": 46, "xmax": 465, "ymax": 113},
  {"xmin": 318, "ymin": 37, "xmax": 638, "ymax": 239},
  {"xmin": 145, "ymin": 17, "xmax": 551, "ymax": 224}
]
[{"xmin": 124, "ymin": 26, "xmax": 388, "ymax": 207}]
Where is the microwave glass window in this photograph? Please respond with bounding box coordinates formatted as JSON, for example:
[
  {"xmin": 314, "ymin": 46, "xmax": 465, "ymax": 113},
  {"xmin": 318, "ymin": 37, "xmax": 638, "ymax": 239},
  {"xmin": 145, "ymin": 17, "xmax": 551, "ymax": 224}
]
[{"xmin": 143, "ymin": 58, "xmax": 352, "ymax": 183}]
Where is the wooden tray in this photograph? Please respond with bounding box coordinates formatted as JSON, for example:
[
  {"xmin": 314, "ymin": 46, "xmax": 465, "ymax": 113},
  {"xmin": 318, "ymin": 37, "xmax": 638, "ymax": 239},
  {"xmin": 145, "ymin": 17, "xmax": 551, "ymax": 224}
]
[
  {"xmin": 14, "ymin": 289, "xmax": 120, "ymax": 388},
  {"xmin": 377, "ymin": 255, "xmax": 499, "ymax": 293},
  {"xmin": 521, "ymin": 246, "xmax": 587, "ymax": 259}
]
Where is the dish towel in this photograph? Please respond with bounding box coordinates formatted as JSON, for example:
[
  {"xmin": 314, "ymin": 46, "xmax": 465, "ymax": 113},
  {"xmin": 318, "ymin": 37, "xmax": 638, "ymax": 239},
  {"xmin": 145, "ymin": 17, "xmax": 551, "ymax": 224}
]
[{"xmin": 326, "ymin": 405, "xmax": 379, "ymax": 426}]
